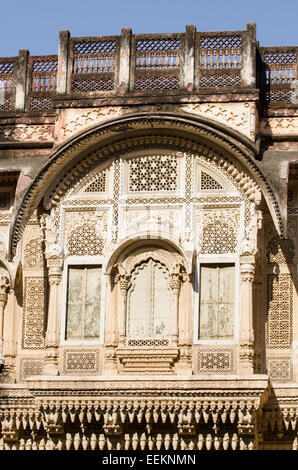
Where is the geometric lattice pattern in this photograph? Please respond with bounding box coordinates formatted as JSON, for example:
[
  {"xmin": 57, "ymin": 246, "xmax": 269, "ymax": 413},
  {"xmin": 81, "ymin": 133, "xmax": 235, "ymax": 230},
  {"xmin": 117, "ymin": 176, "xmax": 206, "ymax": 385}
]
[
  {"xmin": 128, "ymin": 155, "xmax": 178, "ymax": 192},
  {"xmin": 267, "ymin": 357, "xmax": 293, "ymax": 383},
  {"xmin": 84, "ymin": 171, "xmax": 106, "ymax": 192},
  {"xmin": 199, "ymin": 34, "xmax": 242, "ymax": 89},
  {"xmin": 0, "ymin": 192, "xmax": 10, "ymax": 209},
  {"xmin": 73, "ymin": 40, "xmax": 117, "ymax": 55},
  {"xmin": 201, "ymin": 171, "xmax": 223, "ymax": 190},
  {"xmin": 135, "ymin": 74, "xmax": 180, "ymax": 90},
  {"xmin": 266, "ymin": 274, "xmax": 293, "ymax": 349},
  {"xmin": 30, "ymin": 96, "xmax": 54, "ymax": 110},
  {"xmin": 71, "ymin": 77, "xmax": 114, "ymax": 93},
  {"xmin": 200, "ymin": 34, "xmax": 242, "ymax": 50},
  {"xmin": 0, "ymin": 61, "xmax": 15, "ymax": 74},
  {"xmin": 202, "ymin": 221, "xmax": 237, "ymax": 254},
  {"xmin": 134, "ymin": 36, "xmax": 180, "ymax": 90},
  {"xmin": 19, "ymin": 358, "xmax": 44, "ymax": 382},
  {"xmin": 266, "ymin": 88, "xmax": 293, "ymax": 103},
  {"xmin": 24, "ymin": 238, "xmax": 44, "ymax": 269},
  {"xmin": 71, "ymin": 39, "xmax": 117, "ymax": 94},
  {"xmin": 266, "ymin": 236, "xmax": 295, "ymax": 264},
  {"xmin": 263, "ymin": 49, "xmax": 296, "ymax": 66},
  {"xmin": 31, "ymin": 57, "xmax": 58, "ymax": 73},
  {"xmin": 197, "ymin": 349, "xmax": 234, "ymax": 374},
  {"xmin": 29, "ymin": 56, "xmax": 58, "ymax": 110},
  {"xmin": 67, "ymin": 224, "xmax": 104, "ymax": 256},
  {"xmin": 263, "ymin": 48, "xmax": 296, "ymax": 103},
  {"xmin": 0, "ymin": 59, "xmax": 14, "ymax": 111},
  {"xmin": 127, "ymin": 338, "xmax": 169, "ymax": 347},
  {"xmin": 63, "ymin": 350, "xmax": 100, "ymax": 375},
  {"xmin": 199, "ymin": 71, "xmax": 242, "ymax": 88},
  {"xmin": 22, "ymin": 277, "xmax": 47, "ymax": 349},
  {"xmin": 136, "ymin": 37, "xmax": 181, "ymax": 53}
]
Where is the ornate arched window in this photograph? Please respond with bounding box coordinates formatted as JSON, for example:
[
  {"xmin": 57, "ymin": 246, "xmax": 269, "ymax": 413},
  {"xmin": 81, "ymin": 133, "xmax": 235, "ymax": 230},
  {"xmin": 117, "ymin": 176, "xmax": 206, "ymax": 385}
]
[
  {"xmin": 126, "ymin": 258, "xmax": 172, "ymax": 339},
  {"xmin": 112, "ymin": 244, "xmax": 187, "ymax": 373}
]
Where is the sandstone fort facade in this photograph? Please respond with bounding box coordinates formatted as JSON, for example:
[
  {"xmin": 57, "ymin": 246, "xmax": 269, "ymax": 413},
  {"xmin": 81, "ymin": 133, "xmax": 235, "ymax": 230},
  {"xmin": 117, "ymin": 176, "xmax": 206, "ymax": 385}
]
[{"xmin": 0, "ymin": 23, "xmax": 297, "ymax": 450}]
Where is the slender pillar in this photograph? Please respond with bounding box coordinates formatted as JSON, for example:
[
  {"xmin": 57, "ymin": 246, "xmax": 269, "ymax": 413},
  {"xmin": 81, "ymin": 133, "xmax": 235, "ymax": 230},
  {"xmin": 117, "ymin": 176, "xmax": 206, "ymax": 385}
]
[
  {"xmin": 43, "ymin": 259, "xmax": 63, "ymax": 375},
  {"xmin": 3, "ymin": 288, "xmax": 18, "ymax": 379},
  {"xmin": 170, "ymin": 273, "xmax": 182, "ymax": 346},
  {"xmin": 0, "ymin": 274, "xmax": 9, "ymax": 368},
  {"xmin": 118, "ymin": 275, "xmax": 130, "ymax": 346},
  {"xmin": 239, "ymin": 254, "xmax": 256, "ymax": 374}
]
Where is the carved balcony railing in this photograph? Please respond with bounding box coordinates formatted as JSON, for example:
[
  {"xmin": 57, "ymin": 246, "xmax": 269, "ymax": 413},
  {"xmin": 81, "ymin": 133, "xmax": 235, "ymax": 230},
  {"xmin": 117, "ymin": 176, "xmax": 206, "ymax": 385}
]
[
  {"xmin": 69, "ymin": 35, "xmax": 120, "ymax": 94},
  {"xmin": 0, "ymin": 58, "xmax": 16, "ymax": 111},
  {"xmin": 198, "ymin": 31, "xmax": 243, "ymax": 88},
  {"xmin": 28, "ymin": 55, "xmax": 58, "ymax": 110},
  {"xmin": 132, "ymin": 33, "xmax": 182, "ymax": 91},
  {"xmin": 260, "ymin": 46, "xmax": 298, "ymax": 105},
  {"xmin": 0, "ymin": 25, "xmax": 297, "ymax": 112}
]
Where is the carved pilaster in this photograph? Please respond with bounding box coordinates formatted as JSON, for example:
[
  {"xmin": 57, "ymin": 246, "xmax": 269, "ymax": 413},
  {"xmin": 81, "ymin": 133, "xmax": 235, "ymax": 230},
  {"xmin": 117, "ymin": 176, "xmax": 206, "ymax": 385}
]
[
  {"xmin": 170, "ymin": 264, "xmax": 185, "ymax": 346},
  {"xmin": 116, "ymin": 272, "xmax": 131, "ymax": 346},
  {"xmin": 40, "ymin": 211, "xmax": 63, "ymax": 376},
  {"xmin": 170, "ymin": 273, "xmax": 182, "ymax": 346},
  {"xmin": 44, "ymin": 258, "xmax": 63, "ymax": 376},
  {"xmin": 0, "ymin": 273, "xmax": 10, "ymax": 370},
  {"xmin": 239, "ymin": 254, "xmax": 256, "ymax": 374}
]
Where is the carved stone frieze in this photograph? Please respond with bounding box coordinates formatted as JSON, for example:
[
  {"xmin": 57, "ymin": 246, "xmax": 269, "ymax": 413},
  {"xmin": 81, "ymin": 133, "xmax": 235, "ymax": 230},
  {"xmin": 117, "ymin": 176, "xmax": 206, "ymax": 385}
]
[
  {"xmin": 182, "ymin": 102, "xmax": 254, "ymax": 139},
  {"xmin": 259, "ymin": 116, "xmax": 298, "ymax": 136},
  {"xmin": 0, "ymin": 124, "xmax": 54, "ymax": 142},
  {"xmin": 0, "ymin": 377, "xmax": 269, "ymax": 450},
  {"xmin": 58, "ymin": 107, "xmax": 124, "ymax": 141}
]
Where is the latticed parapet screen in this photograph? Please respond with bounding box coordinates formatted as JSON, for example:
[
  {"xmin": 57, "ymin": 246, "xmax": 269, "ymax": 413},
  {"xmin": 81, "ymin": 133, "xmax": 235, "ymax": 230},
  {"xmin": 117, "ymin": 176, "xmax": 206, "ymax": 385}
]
[
  {"xmin": 199, "ymin": 32, "xmax": 243, "ymax": 88},
  {"xmin": 71, "ymin": 37, "xmax": 119, "ymax": 93},
  {"xmin": 0, "ymin": 58, "xmax": 16, "ymax": 111},
  {"xmin": 133, "ymin": 34, "xmax": 182, "ymax": 91},
  {"xmin": 28, "ymin": 56, "xmax": 58, "ymax": 110},
  {"xmin": 262, "ymin": 47, "xmax": 297, "ymax": 104}
]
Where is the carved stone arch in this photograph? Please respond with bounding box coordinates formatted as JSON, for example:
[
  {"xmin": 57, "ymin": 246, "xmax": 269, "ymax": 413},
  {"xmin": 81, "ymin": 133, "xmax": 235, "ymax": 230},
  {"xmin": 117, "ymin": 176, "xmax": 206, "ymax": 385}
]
[
  {"xmin": 121, "ymin": 246, "xmax": 185, "ymax": 278},
  {"xmin": 8, "ymin": 112, "xmax": 284, "ymax": 260},
  {"xmin": 106, "ymin": 237, "xmax": 191, "ymax": 278}
]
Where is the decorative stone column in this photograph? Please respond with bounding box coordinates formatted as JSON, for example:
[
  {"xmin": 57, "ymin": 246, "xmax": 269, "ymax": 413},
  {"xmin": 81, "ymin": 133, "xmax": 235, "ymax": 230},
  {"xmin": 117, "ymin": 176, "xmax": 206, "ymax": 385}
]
[
  {"xmin": 0, "ymin": 274, "xmax": 10, "ymax": 369},
  {"xmin": 117, "ymin": 274, "xmax": 131, "ymax": 346},
  {"xmin": 170, "ymin": 273, "xmax": 182, "ymax": 346},
  {"xmin": 44, "ymin": 257, "xmax": 63, "ymax": 375},
  {"xmin": 239, "ymin": 253, "xmax": 256, "ymax": 374},
  {"xmin": 3, "ymin": 287, "xmax": 18, "ymax": 380}
]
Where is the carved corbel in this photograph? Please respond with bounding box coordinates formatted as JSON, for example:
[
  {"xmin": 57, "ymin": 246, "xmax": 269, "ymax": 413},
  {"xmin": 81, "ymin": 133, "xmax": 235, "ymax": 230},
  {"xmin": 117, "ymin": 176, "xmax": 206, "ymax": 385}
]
[{"xmin": 40, "ymin": 212, "xmax": 63, "ymax": 261}]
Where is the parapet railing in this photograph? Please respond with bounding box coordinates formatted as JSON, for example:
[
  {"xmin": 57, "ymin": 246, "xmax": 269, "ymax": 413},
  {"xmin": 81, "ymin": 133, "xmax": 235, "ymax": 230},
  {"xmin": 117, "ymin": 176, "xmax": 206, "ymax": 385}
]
[
  {"xmin": 27, "ymin": 55, "xmax": 58, "ymax": 110},
  {"xmin": 69, "ymin": 35, "xmax": 120, "ymax": 94},
  {"xmin": 259, "ymin": 46, "xmax": 298, "ymax": 105},
  {"xmin": 0, "ymin": 57, "xmax": 16, "ymax": 111},
  {"xmin": 0, "ymin": 24, "xmax": 297, "ymax": 113}
]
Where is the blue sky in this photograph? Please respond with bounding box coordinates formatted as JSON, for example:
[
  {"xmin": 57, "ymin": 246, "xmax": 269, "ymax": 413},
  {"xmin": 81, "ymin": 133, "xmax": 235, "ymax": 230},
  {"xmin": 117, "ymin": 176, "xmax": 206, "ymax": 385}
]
[{"xmin": 1, "ymin": 0, "xmax": 297, "ymax": 57}]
